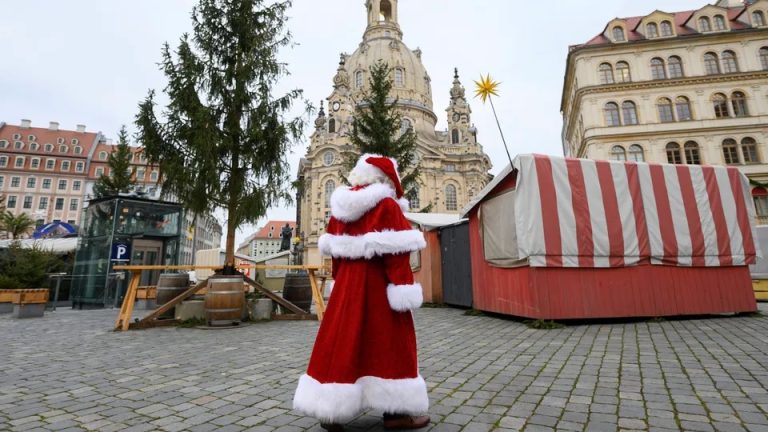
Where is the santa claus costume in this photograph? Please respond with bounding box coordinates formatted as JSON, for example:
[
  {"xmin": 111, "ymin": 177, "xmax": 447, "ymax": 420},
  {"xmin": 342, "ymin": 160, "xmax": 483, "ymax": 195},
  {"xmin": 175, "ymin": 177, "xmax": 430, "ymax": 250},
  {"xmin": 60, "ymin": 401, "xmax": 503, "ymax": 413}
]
[{"xmin": 293, "ymin": 155, "xmax": 429, "ymax": 427}]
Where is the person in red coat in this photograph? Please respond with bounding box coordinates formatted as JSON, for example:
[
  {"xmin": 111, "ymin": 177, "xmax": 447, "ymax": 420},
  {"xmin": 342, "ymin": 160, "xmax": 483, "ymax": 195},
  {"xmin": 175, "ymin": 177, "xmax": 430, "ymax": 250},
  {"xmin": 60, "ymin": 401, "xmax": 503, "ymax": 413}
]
[{"xmin": 293, "ymin": 154, "xmax": 430, "ymax": 431}]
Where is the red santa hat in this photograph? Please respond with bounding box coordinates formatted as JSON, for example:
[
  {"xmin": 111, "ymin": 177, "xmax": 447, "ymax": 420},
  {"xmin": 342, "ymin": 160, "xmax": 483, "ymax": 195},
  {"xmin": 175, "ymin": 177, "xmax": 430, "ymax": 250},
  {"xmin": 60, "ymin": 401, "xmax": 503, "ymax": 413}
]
[{"xmin": 349, "ymin": 154, "xmax": 404, "ymax": 198}]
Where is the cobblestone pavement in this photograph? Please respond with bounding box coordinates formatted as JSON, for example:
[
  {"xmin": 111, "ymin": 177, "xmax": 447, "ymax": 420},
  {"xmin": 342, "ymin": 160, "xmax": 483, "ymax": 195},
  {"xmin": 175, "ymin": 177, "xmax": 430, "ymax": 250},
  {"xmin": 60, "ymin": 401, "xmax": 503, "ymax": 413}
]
[{"xmin": 3, "ymin": 306, "xmax": 768, "ymax": 432}]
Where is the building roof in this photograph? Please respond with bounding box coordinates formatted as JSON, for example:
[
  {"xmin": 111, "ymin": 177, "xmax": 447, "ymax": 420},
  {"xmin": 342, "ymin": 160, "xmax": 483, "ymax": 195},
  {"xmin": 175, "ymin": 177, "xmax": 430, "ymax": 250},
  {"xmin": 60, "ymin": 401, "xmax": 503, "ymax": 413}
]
[
  {"xmin": 254, "ymin": 220, "xmax": 296, "ymax": 240},
  {"xmin": 461, "ymin": 163, "xmax": 515, "ymax": 218}
]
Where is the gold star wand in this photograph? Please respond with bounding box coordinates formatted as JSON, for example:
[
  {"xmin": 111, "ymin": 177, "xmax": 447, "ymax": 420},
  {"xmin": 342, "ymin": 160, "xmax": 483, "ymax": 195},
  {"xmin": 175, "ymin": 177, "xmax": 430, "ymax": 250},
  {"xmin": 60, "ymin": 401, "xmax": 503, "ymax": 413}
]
[{"xmin": 474, "ymin": 74, "xmax": 512, "ymax": 166}]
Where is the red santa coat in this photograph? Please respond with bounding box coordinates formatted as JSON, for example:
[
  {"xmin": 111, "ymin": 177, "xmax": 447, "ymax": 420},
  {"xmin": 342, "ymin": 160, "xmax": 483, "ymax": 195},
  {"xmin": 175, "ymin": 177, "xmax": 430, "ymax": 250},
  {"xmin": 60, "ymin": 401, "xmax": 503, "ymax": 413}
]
[{"xmin": 293, "ymin": 182, "xmax": 428, "ymax": 423}]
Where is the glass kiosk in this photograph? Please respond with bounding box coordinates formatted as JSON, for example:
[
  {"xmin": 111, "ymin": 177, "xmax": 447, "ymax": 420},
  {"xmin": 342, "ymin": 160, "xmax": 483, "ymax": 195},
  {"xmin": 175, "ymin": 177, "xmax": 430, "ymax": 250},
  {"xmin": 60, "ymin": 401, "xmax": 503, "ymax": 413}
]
[{"xmin": 71, "ymin": 196, "xmax": 182, "ymax": 309}]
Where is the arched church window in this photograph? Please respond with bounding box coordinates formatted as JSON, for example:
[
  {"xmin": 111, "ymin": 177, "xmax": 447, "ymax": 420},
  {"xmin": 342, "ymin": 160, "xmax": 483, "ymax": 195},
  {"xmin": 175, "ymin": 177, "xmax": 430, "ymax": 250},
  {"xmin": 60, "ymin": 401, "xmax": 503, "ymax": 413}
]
[
  {"xmin": 394, "ymin": 68, "xmax": 404, "ymax": 87},
  {"xmin": 324, "ymin": 180, "xmax": 336, "ymax": 207},
  {"xmin": 355, "ymin": 71, "xmax": 364, "ymax": 89},
  {"xmin": 445, "ymin": 184, "xmax": 458, "ymax": 211},
  {"xmin": 380, "ymin": 0, "xmax": 392, "ymax": 22},
  {"xmin": 451, "ymin": 129, "xmax": 460, "ymax": 144},
  {"xmin": 409, "ymin": 187, "xmax": 420, "ymax": 210},
  {"xmin": 328, "ymin": 118, "xmax": 336, "ymax": 133}
]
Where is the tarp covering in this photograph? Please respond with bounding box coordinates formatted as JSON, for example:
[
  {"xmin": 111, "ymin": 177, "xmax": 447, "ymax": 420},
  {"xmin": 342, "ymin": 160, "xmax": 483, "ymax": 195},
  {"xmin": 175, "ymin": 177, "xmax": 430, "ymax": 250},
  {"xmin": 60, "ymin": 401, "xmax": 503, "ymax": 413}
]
[
  {"xmin": 494, "ymin": 154, "xmax": 759, "ymax": 268},
  {"xmin": 0, "ymin": 237, "xmax": 79, "ymax": 254}
]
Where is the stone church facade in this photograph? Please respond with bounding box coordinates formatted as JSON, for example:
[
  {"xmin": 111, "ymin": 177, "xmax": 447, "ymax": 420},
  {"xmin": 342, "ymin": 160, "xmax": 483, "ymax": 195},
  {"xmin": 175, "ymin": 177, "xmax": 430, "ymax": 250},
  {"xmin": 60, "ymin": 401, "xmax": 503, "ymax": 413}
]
[{"xmin": 296, "ymin": 0, "xmax": 492, "ymax": 265}]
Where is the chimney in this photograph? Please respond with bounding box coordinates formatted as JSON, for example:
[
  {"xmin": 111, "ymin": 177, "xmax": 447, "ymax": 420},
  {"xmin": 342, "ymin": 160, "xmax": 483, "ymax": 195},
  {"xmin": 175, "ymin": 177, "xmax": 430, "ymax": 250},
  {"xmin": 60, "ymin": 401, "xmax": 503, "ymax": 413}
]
[
  {"xmin": 49, "ymin": 121, "xmax": 59, "ymax": 131},
  {"xmin": 76, "ymin": 124, "xmax": 86, "ymax": 133},
  {"xmin": 20, "ymin": 119, "xmax": 31, "ymax": 128}
]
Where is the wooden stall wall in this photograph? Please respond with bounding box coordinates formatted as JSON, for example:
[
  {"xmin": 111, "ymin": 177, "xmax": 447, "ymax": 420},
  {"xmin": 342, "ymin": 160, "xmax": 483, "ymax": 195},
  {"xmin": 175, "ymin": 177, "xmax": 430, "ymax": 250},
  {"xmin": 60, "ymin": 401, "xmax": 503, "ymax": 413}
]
[{"xmin": 412, "ymin": 230, "xmax": 443, "ymax": 304}]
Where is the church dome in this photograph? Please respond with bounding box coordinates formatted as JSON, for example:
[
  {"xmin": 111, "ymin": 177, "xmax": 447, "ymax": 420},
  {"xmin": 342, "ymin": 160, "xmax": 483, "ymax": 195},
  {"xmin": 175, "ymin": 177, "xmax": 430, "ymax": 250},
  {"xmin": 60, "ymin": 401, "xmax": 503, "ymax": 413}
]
[{"xmin": 341, "ymin": 0, "xmax": 437, "ymax": 126}]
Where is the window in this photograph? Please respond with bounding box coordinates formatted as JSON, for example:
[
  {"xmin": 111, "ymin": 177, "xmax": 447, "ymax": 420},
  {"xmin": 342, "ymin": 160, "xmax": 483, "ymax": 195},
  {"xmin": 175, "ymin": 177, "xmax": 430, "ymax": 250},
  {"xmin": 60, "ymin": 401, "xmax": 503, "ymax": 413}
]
[
  {"xmin": 699, "ymin": 16, "xmax": 712, "ymax": 32},
  {"xmin": 0, "ymin": 156, "xmax": 6, "ymax": 167},
  {"xmin": 31, "ymin": 158, "xmax": 40, "ymax": 169},
  {"xmin": 14, "ymin": 141, "xmax": 23, "ymax": 150},
  {"xmin": 604, "ymin": 102, "xmax": 621, "ymax": 126},
  {"xmin": 39, "ymin": 197, "xmax": 48, "ymax": 210},
  {"xmin": 324, "ymin": 180, "xmax": 335, "ymax": 207},
  {"xmin": 44, "ymin": 144, "xmax": 53, "ymax": 152},
  {"xmin": 622, "ymin": 101, "xmax": 638, "ymax": 125},
  {"xmin": 30, "ymin": 143, "xmax": 39, "ymax": 151},
  {"xmin": 23, "ymin": 196, "xmax": 32, "ymax": 209},
  {"xmin": 722, "ymin": 50, "xmax": 739, "ymax": 73},
  {"xmin": 629, "ymin": 144, "xmax": 645, "ymax": 162},
  {"xmin": 666, "ymin": 142, "xmax": 683, "ymax": 164},
  {"xmin": 323, "ymin": 151, "xmax": 335, "ymax": 166},
  {"xmin": 73, "ymin": 180, "xmax": 81, "ymax": 191},
  {"xmin": 99, "ymin": 151, "xmax": 107, "ymax": 161},
  {"xmin": 713, "ymin": 93, "xmax": 729, "ymax": 118},
  {"xmin": 714, "ymin": 15, "xmax": 726, "ymax": 31},
  {"xmin": 75, "ymin": 161, "xmax": 84, "ymax": 172},
  {"xmin": 409, "ymin": 187, "xmax": 420, "ymax": 210},
  {"xmin": 675, "ymin": 96, "xmax": 692, "ymax": 121},
  {"xmin": 150, "ymin": 171, "xmax": 159, "ymax": 181},
  {"xmin": 7, "ymin": 196, "xmax": 17, "ymax": 209},
  {"xmin": 657, "ymin": 98, "xmax": 675, "ymax": 123},
  {"xmin": 14, "ymin": 157, "xmax": 25, "ymax": 168},
  {"xmin": 754, "ymin": 188, "xmax": 768, "ymax": 217},
  {"xmin": 704, "ymin": 52, "xmax": 720, "ymax": 75},
  {"xmin": 137, "ymin": 168, "xmax": 145, "ymax": 180},
  {"xmin": 723, "ymin": 139, "xmax": 739, "ymax": 164},
  {"xmin": 0, "ymin": 140, "xmax": 6, "ymax": 149},
  {"xmin": 71, "ymin": 138, "xmax": 79, "ymax": 145},
  {"xmin": 42, "ymin": 179, "xmax": 51, "ymax": 189},
  {"xmin": 732, "ymin": 91, "xmax": 748, "ymax": 117},
  {"xmin": 328, "ymin": 118, "xmax": 336, "ymax": 133},
  {"xmin": 668, "ymin": 56, "xmax": 684, "ymax": 78},
  {"xmin": 684, "ymin": 141, "xmax": 701, "ymax": 165},
  {"xmin": 761, "ymin": 47, "xmax": 768, "ymax": 70},
  {"xmin": 661, "ymin": 20, "xmax": 673, "ymax": 36},
  {"xmin": 742, "ymin": 137, "xmax": 759, "ymax": 163},
  {"xmin": 615, "ymin": 61, "xmax": 631, "ymax": 83},
  {"xmin": 61, "ymin": 161, "xmax": 70, "ymax": 171},
  {"xmin": 74, "ymin": 146, "xmax": 83, "ymax": 155},
  {"xmin": 355, "ymin": 71, "xmax": 364, "ymax": 89},
  {"xmin": 598, "ymin": 63, "xmax": 614, "ymax": 84},
  {"xmin": 754, "ymin": 11, "xmax": 766, "ymax": 26},
  {"xmin": 445, "ymin": 184, "xmax": 458, "ymax": 211},
  {"xmin": 70, "ymin": 199, "xmax": 79, "ymax": 211},
  {"xmin": 394, "ymin": 68, "xmax": 404, "ymax": 87},
  {"xmin": 58, "ymin": 180, "xmax": 67, "ymax": 190},
  {"xmin": 611, "ymin": 145, "xmax": 627, "ymax": 161},
  {"xmin": 59, "ymin": 145, "xmax": 68, "ymax": 153},
  {"xmin": 96, "ymin": 167, "xmax": 104, "ymax": 177},
  {"xmin": 647, "ymin": 23, "xmax": 659, "ymax": 38},
  {"xmin": 55, "ymin": 198, "xmax": 64, "ymax": 210},
  {"xmin": 11, "ymin": 177, "xmax": 20, "ymax": 188},
  {"xmin": 26, "ymin": 178, "xmax": 36, "ymax": 188},
  {"xmin": 651, "ymin": 58, "xmax": 667, "ymax": 80},
  {"xmin": 451, "ymin": 129, "xmax": 460, "ymax": 144},
  {"xmin": 46, "ymin": 159, "xmax": 55, "ymax": 170},
  {"xmin": 612, "ymin": 26, "xmax": 625, "ymax": 42},
  {"xmin": 0, "ymin": 176, "xmax": 3, "ymax": 188}
]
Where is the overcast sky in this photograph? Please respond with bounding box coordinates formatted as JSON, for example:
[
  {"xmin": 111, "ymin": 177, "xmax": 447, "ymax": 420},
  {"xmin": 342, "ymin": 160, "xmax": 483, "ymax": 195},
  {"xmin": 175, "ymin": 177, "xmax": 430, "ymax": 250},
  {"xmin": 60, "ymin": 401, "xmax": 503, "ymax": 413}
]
[{"xmin": 0, "ymin": 0, "xmax": 708, "ymax": 246}]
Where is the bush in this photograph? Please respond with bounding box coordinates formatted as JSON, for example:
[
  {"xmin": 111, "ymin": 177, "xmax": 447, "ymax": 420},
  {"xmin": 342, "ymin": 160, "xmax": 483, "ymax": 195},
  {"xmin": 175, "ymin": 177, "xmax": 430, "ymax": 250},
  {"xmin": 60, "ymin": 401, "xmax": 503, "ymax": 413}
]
[{"xmin": 0, "ymin": 244, "xmax": 66, "ymax": 289}]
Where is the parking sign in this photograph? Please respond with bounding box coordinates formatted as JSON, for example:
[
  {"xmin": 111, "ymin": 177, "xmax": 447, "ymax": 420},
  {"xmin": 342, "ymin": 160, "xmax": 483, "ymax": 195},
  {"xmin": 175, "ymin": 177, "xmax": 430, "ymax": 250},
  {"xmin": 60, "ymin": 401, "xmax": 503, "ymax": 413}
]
[{"xmin": 111, "ymin": 242, "xmax": 132, "ymax": 262}]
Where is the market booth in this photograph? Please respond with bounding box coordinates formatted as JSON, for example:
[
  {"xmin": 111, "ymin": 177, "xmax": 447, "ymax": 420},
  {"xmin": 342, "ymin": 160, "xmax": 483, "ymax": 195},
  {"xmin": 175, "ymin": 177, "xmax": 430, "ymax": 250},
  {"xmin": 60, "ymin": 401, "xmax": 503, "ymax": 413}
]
[{"xmin": 462, "ymin": 154, "xmax": 759, "ymax": 320}]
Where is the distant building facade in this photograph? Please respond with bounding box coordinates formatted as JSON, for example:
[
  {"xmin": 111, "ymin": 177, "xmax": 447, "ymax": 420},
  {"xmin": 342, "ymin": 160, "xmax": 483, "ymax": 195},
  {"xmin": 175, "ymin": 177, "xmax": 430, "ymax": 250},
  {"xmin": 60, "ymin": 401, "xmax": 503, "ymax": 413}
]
[
  {"xmin": 561, "ymin": 0, "xmax": 768, "ymax": 221},
  {"xmin": 238, "ymin": 220, "xmax": 296, "ymax": 258},
  {"xmin": 180, "ymin": 213, "xmax": 223, "ymax": 266}
]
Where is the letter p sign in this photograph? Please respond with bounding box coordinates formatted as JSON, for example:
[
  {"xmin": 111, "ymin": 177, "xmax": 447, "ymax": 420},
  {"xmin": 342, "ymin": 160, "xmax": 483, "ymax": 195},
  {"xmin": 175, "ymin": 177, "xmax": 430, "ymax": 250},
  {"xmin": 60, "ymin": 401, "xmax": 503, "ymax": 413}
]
[{"xmin": 111, "ymin": 242, "xmax": 132, "ymax": 262}]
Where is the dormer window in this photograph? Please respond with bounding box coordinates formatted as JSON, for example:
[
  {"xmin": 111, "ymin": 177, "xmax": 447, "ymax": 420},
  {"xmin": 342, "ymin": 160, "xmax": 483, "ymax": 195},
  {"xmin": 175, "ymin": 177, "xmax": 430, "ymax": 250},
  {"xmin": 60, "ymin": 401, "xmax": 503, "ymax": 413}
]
[
  {"xmin": 646, "ymin": 23, "xmax": 659, "ymax": 38},
  {"xmin": 754, "ymin": 11, "xmax": 766, "ymax": 27},
  {"xmin": 661, "ymin": 21, "xmax": 674, "ymax": 36},
  {"xmin": 699, "ymin": 17, "xmax": 712, "ymax": 32},
  {"xmin": 612, "ymin": 26, "xmax": 626, "ymax": 42},
  {"xmin": 99, "ymin": 151, "xmax": 108, "ymax": 161},
  {"xmin": 45, "ymin": 144, "xmax": 53, "ymax": 152},
  {"xmin": 714, "ymin": 15, "xmax": 726, "ymax": 31}
]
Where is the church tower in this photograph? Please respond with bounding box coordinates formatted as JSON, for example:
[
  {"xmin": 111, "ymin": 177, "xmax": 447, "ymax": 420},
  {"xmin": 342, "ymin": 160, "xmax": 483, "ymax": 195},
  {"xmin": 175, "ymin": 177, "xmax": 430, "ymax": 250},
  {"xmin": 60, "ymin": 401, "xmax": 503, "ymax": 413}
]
[{"xmin": 296, "ymin": 0, "xmax": 493, "ymax": 266}]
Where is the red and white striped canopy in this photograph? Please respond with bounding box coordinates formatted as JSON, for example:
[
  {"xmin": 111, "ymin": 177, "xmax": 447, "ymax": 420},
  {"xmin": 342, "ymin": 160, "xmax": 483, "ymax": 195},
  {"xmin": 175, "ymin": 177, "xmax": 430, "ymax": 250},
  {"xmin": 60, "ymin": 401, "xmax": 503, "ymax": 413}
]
[{"xmin": 514, "ymin": 154, "xmax": 759, "ymax": 268}]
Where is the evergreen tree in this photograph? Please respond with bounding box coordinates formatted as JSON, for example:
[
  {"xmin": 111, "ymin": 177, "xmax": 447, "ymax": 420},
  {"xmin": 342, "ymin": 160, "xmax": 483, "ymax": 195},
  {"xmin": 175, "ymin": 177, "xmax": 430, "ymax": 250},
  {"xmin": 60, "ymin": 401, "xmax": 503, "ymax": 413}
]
[
  {"xmin": 347, "ymin": 61, "xmax": 420, "ymax": 201},
  {"xmin": 0, "ymin": 211, "xmax": 36, "ymax": 240},
  {"xmin": 135, "ymin": 0, "xmax": 304, "ymax": 270},
  {"xmin": 93, "ymin": 126, "xmax": 136, "ymax": 198}
]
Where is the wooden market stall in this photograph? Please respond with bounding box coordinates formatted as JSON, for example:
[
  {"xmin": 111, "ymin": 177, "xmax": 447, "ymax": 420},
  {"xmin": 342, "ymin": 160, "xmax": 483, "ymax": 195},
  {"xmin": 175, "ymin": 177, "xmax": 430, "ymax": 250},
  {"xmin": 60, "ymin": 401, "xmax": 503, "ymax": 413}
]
[
  {"xmin": 404, "ymin": 213, "xmax": 462, "ymax": 305},
  {"xmin": 461, "ymin": 154, "xmax": 759, "ymax": 320}
]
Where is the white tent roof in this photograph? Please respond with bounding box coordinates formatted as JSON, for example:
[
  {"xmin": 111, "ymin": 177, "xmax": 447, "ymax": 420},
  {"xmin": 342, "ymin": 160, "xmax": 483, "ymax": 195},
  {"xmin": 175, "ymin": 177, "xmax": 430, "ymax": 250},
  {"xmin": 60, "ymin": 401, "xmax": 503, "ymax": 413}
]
[
  {"xmin": 404, "ymin": 212, "xmax": 464, "ymax": 231},
  {"xmin": 0, "ymin": 237, "xmax": 79, "ymax": 254}
]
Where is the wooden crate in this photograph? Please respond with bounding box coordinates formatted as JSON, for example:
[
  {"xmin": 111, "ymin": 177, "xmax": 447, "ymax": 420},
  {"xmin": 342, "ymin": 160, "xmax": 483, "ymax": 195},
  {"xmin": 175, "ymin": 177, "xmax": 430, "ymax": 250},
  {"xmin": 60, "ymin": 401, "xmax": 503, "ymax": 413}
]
[
  {"xmin": 0, "ymin": 289, "xmax": 49, "ymax": 305},
  {"xmin": 754, "ymin": 279, "xmax": 768, "ymax": 301}
]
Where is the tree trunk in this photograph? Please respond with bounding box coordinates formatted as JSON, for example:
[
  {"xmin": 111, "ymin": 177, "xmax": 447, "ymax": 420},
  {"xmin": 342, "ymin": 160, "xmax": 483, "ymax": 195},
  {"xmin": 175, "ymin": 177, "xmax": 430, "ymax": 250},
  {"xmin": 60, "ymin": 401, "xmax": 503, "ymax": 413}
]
[{"xmin": 224, "ymin": 207, "xmax": 237, "ymax": 269}]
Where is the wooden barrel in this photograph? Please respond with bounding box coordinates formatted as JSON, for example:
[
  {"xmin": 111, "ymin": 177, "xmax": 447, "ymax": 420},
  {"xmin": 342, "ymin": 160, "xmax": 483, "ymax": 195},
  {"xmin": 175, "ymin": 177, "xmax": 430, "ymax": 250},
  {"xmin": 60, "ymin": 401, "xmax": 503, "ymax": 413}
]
[
  {"xmin": 205, "ymin": 275, "xmax": 245, "ymax": 326},
  {"xmin": 283, "ymin": 272, "xmax": 312, "ymax": 313},
  {"xmin": 156, "ymin": 273, "xmax": 190, "ymax": 319}
]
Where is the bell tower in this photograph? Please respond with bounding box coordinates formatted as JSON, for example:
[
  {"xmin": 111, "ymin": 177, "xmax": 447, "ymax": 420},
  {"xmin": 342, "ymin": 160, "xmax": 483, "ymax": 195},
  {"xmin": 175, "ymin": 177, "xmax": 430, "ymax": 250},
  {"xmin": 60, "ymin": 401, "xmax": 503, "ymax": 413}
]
[{"xmin": 365, "ymin": 0, "xmax": 402, "ymax": 40}]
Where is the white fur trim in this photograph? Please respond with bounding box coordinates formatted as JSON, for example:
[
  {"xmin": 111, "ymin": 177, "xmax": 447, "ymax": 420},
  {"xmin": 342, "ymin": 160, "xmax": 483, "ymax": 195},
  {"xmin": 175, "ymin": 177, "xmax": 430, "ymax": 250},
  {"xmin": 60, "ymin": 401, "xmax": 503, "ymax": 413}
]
[
  {"xmin": 330, "ymin": 183, "xmax": 397, "ymax": 223},
  {"xmin": 397, "ymin": 197, "xmax": 410, "ymax": 212},
  {"xmin": 348, "ymin": 153, "xmax": 399, "ymax": 188},
  {"xmin": 293, "ymin": 374, "xmax": 429, "ymax": 423},
  {"xmin": 319, "ymin": 229, "xmax": 426, "ymax": 259},
  {"xmin": 387, "ymin": 283, "xmax": 423, "ymax": 311}
]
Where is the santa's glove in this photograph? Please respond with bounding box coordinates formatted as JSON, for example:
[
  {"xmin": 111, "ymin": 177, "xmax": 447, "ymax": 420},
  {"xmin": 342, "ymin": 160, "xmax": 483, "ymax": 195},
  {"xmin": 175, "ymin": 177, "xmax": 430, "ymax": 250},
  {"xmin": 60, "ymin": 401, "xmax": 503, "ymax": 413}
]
[{"xmin": 387, "ymin": 283, "xmax": 424, "ymax": 312}]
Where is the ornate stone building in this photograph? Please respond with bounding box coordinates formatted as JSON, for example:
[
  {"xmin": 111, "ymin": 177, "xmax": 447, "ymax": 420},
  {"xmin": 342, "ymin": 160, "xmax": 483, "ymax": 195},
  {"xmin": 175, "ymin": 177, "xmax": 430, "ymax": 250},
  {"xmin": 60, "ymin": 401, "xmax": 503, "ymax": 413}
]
[
  {"xmin": 297, "ymin": 0, "xmax": 492, "ymax": 265},
  {"xmin": 561, "ymin": 0, "xmax": 768, "ymax": 221}
]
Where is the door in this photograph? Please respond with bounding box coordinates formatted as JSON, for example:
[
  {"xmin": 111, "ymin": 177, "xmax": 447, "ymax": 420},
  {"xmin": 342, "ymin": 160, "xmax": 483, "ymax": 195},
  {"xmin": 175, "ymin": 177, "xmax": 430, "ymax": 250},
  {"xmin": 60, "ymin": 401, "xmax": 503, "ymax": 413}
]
[
  {"xmin": 440, "ymin": 222, "xmax": 473, "ymax": 307},
  {"xmin": 132, "ymin": 240, "xmax": 164, "ymax": 287}
]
